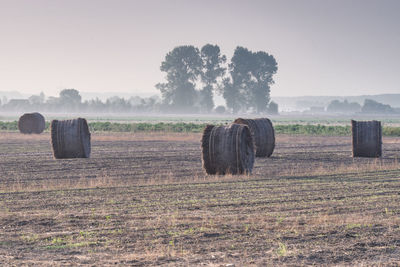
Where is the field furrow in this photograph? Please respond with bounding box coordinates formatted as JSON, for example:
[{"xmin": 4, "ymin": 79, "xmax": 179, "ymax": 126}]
[{"xmin": 0, "ymin": 132, "xmax": 399, "ymax": 265}]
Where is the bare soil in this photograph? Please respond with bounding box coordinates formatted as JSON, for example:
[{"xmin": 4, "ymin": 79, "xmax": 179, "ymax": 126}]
[{"xmin": 0, "ymin": 132, "xmax": 399, "ymax": 266}]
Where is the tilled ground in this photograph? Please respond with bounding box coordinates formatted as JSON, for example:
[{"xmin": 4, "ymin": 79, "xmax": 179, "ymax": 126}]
[{"xmin": 0, "ymin": 132, "xmax": 400, "ymax": 265}]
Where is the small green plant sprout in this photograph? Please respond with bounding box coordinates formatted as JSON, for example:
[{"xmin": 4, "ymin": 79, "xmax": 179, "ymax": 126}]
[
  {"xmin": 277, "ymin": 242, "xmax": 287, "ymax": 256},
  {"xmin": 21, "ymin": 234, "xmax": 39, "ymax": 243},
  {"xmin": 346, "ymin": 223, "xmax": 362, "ymax": 230},
  {"xmin": 275, "ymin": 215, "xmax": 284, "ymax": 226},
  {"xmin": 51, "ymin": 237, "xmax": 64, "ymax": 245},
  {"xmin": 385, "ymin": 208, "xmax": 393, "ymax": 215}
]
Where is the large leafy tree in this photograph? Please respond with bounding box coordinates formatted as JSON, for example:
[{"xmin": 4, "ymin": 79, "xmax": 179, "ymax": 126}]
[
  {"xmin": 223, "ymin": 47, "xmax": 277, "ymax": 113},
  {"xmin": 224, "ymin": 47, "xmax": 253, "ymax": 113},
  {"xmin": 59, "ymin": 89, "xmax": 82, "ymax": 110},
  {"xmin": 156, "ymin": 46, "xmax": 202, "ymax": 112},
  {"xmin": 222, "ymin": 76, "xmax": 243, "ymax": 113},
  {"xmin": 199, "ymin": 44, "xmax": 226, "ymax": 112},
  {"xmin": 250, "ymin": 50, "xmax": 278, "ymax": 113}
]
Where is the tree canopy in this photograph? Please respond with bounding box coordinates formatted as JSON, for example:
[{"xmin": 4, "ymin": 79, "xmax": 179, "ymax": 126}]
[
  {"xmin": 327, "ymin": 100, "xmax": 361, "ymax": 113},
  {"xmin": 59, "ymin": 89, "xmax": 82, "ymax": 110},
  {"xmin": 156, "ymin": 45, "xmax": 202, "ymax": 112},
  {"xmin": 156, "ymin": 44, "xmax": 278, "ymax": 114},
  {"xmin": 199, "ymin": 44, "xmax": 226, "ymax": 112},
  {"xmin": 223, "ymin": 47, "xmax": 277, "ymax": 113},
  {"xmin": 362, "ymin": 99, "xmax": 394, "ymax": 114}
]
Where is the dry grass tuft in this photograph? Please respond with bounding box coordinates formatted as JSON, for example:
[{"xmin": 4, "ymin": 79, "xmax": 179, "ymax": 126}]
[{"xmin": 280, "ymin": 158, "xmax": 400, "ymax": 178}]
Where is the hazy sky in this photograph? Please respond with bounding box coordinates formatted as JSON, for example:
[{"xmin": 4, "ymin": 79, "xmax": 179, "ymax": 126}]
[{"xmin": 1, "ymin": 0, "xmax": 399, "ymax": 97}]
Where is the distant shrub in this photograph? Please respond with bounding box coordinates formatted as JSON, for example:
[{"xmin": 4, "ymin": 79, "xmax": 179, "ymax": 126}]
[
  {"xmin": 274, "ymin": 124, "xmax": 351, "ymax": 136},
  {"xmin": 0, "ymin": 121, "xmax": 50, "ymax": 131},
  {"xmin": 267, "ymin": 101, "xmax": 279, "ymax": 115},
  {"xmin": 214, "ymin": 106, "xmax": 226, "ymax": 114},
  {"xmin": 383, "ymin": 127, "xmax": 400, "ymax": 136},
  {"xmin": 0, "ymin": 121, "xmax": 16, "ymax": 131}
]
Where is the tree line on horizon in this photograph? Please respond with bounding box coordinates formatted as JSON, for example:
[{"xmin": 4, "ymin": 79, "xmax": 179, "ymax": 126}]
[
  {"xmin": 0, "ymin": 89, "xmax": 398, "ymax": 115},
  {"xmin": 0, "ymin": 44, "xmax": 280, "ymax": 114},
  {"xmin": 0, "ymin": 87, "xmax": 278, "ymax": 115},
  {"xmin": 325, "ymin": 99, "xmax": 399, "ymax": 114},
  {"xmin": 1, "ymin": 42, "xmax": 398, "ymax": 115},
  {"xmin": 0, "ymin": 89, "xmax": 160, "ymax": 113}
]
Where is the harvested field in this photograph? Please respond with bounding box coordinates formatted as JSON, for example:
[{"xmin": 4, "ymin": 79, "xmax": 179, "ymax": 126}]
[{"xmin": 1, "ymin": 132, "xmax": 400, "ymax": 265}]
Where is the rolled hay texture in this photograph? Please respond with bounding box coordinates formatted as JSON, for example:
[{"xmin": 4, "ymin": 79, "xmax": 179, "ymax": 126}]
[
  {"xmin": 352, "ymin": 120, "xmax": 382, "ymax": 158},
  {"xmin": 201, "ymin": 123, "xmax": 255, "ymax": 175},
  {"xmin": 51, "ymin": 118, "xmax": 91, "ymax": 159},
  {"xmin": 233, "ymin": 118, "xmax": 275, "ymax": 157},
  {"xmin": 18, "ymin": 112, "xmax": 46, "ymax": 134}
]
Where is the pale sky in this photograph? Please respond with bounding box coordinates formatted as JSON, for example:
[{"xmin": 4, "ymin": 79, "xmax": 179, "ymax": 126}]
[{"xmin": 1, "ymin": 0, "xmax": 399, "ymax": 97}]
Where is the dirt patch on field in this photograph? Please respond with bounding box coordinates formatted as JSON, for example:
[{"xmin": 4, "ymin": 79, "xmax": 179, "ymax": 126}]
[
  {"xmin": 0, "ymin": 132, "xmax": 399, "ymax": 265},
  {"xmin": 1, "ymin": 132, "xmax": 398, "ymax": 191}
]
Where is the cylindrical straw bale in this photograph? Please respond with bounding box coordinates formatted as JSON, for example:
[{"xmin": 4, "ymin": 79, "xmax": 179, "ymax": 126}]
[
  {"xmin": 18, "ymin": 112, "xmax": 46, "ymax": 134},
  {"xmin": 51, "ymin": 118, "xmax": 91, "ymax": 159},
  {"xmin": 352, "ymin": 120, "xmax": 382, "ymax": 158},
  {"xmin": 233, "ymin": 118, "xmax": 275, "ymax": 157},
  {"xmin": 201, "ymin": 123, "xmax": 255, "ymax": 175}
]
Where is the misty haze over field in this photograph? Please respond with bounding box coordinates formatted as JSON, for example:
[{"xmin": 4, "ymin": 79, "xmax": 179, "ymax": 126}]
[
  {"xmin": 2, "ymin": 2, "xmax": 400, "ymax": 265},
  {"xmin": 0, "ymin": 0, "xmax": 399, "ymax": 114}
]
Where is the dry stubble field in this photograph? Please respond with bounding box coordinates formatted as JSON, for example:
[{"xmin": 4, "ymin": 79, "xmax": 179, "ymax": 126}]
[{"xmin": 1, "ymin": 132, "xmax": 400, "ymax": 266}]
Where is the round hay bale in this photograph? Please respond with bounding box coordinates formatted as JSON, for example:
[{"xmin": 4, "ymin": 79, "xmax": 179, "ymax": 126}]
[
  {"xmin": 352, "ymin": 120, "xmax": 382, "ymax": 158},
  {"xmin": 201, "ymin": 123, "xmax": 255, "ymax": 175},
  {"xmin": 51, "ymin": 118, "xmax": 91, "ymax": 159},
  {"xmin": 18, "ymin": 112, "xmax": 46, "ymax": 134},
  {"xmin": 233, "ymin": 118, "xmax": 275, "ymax": 157}
]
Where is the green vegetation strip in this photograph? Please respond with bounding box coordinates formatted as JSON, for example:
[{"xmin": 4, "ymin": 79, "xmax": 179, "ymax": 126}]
[
  {"xmin": 275, "ymin": 124, "xmax": 400, "ymax": 136},
  {"xmin": 1, "ymin": 121, "xmax": 400, "ymax": 136}
]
